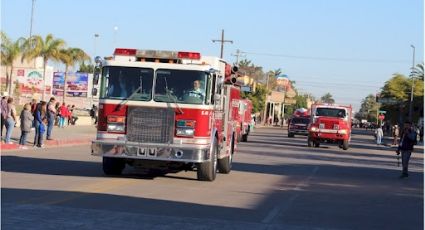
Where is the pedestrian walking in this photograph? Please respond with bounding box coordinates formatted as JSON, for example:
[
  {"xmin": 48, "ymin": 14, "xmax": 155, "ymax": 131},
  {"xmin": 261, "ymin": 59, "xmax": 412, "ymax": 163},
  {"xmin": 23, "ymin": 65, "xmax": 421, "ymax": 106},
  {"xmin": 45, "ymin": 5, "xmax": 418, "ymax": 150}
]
[
  {"xmin": 392, "ymin": 124, "xmax": 400, "ymax": 146},
  {"xmin": 375, "ymin": 126, "xmax": 384, "ymax": 145},
  {"xmin": 69, "ymin": 105, "xmax": 78, "ymax": 125},
  {"xmin": 4, "ymin": 97, "xmax": 17, "ymax": 144},
  {"xmin": 19, "ymin": 103, "xmax": 34, "ymax": 149},
  {"xmin": 1, "ymin": 95, "xmax": 8, "ymax": 139},
  {"xmin": 396, "ymin": 121, "xmax": 417, "ymax": 178},
  {"xmin": 90, "ymin": 104, "xmax": 98, "ymax": 125},
  {"xmin": 34, "ymin": 101, "xmax": 47, "ymax": 148},
  {"xmin": 46, "ymin": 97, "xmax": 56, "ymax": 140}
]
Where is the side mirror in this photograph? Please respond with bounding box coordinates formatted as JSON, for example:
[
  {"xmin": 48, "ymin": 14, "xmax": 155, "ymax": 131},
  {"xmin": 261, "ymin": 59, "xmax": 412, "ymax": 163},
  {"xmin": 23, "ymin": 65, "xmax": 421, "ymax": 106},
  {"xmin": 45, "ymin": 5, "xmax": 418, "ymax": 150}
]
[
  {"xmin": 92, "ymin": 88, "xmax": 98, "ymax": 96},
  {"xmin": 93, "ymin": 66, "xmax": 101, "ymax": 85},
  {"xmin": 214, "ymin": 94, "xmax": 221, "ymax": 102}
]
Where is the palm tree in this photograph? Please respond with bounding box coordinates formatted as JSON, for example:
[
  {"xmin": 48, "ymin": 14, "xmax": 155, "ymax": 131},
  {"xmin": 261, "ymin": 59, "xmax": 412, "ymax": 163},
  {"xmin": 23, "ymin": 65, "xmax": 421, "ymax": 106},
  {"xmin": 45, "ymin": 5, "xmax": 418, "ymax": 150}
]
[
  {"xmin": 59, "ymin": 48, "xmax": 90, "ymax": 102},
  {"xmin": 413, "ymin": 63, "xmax": 424, "ymax": 80},
  {"xmin": 320, "ymin": 93, "xmax": 335, "ymax": 104},
  {"xmin": 21, "ymin": 34, "xmax": 66, "ymax": 100},
  {"xmin": 1, "ymin": 32, "xmax": 26, "ymax": 96}
]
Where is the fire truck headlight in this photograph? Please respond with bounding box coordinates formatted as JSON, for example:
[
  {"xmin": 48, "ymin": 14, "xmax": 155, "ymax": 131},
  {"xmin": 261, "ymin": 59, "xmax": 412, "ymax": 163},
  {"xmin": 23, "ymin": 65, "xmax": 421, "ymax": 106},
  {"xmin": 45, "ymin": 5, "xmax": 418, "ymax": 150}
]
[
  {"xmin": 310, "ymin": 127, "xmax": 318, "ymax": 132},
  {"xmin": 176, "ymin": 128, "xmax": 194, "ymax": 137},
  {"xmin": 107, "ymin": 123, "xmax": 125, "ymax": 132},
  {"xmin": 338, "ymin": 129, "xmax": 347, "ymax": 135}
]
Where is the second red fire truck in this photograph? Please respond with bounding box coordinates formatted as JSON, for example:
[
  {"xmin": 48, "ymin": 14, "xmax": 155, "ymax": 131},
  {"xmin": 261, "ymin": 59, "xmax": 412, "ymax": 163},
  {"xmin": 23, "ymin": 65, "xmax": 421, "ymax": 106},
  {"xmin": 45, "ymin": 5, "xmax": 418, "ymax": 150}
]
[{"xmin": 91, "ymin": 48, "xmax": 242, "ymax": 181}]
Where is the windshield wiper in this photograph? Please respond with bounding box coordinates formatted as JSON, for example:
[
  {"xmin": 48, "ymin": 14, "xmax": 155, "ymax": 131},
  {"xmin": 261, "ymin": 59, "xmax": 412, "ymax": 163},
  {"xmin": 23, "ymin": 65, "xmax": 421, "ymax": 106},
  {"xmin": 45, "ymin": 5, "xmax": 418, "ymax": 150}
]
[
  {"xmin": 114, "ymin": 74, "xmax": 144, "ymax": 111},
  {"xmin": 164, "ymin": 77, "xmax": 184, "ymax": 115}
]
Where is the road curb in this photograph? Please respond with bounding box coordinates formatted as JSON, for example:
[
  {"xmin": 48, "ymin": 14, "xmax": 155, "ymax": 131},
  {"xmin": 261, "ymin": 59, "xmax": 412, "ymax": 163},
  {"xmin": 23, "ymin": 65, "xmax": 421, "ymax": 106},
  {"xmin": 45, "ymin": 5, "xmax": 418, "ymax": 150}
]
[{"xmin": 0, "ymin": 138, "xmax": 92, "ymax": 151}]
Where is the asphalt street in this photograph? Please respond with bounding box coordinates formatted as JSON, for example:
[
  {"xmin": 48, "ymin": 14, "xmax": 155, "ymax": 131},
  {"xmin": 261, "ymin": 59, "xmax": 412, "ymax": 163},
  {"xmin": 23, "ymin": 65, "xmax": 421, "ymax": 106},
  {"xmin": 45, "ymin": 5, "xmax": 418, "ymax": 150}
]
[{"xmin": 1, "ymin": 127, "xmax": 423, "ymax": 230}]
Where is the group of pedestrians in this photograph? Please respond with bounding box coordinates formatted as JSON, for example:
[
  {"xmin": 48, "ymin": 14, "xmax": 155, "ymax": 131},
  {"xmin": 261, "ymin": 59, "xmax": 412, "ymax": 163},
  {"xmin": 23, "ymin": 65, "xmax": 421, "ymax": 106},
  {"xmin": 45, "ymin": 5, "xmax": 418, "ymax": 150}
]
[{"xmin": 1, "ymin": 96, "xmax": 79, "ymax": 149}]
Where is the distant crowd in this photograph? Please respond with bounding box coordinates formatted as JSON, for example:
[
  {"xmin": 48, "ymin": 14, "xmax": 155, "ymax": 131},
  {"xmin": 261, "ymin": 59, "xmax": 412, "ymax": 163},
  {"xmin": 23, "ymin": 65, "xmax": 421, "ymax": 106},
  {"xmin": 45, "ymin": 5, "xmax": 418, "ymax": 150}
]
[{"xmin": 1, "ymin": 95, "xmax": 79, "ymax": 149}]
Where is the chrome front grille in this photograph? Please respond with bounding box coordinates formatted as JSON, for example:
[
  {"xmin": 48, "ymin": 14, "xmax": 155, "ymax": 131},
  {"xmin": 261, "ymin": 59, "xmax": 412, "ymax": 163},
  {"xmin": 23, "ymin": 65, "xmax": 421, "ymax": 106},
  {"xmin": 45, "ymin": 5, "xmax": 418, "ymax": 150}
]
[{"xmin": 127, "ymin": 107, "xmax": 175, "ymax": 143}]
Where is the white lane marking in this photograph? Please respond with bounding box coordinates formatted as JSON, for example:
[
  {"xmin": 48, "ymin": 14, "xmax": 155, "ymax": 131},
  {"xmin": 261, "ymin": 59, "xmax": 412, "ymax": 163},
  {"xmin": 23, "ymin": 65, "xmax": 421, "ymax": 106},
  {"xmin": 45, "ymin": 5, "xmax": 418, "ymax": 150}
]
[{"xmin": 262, "ymin": 166, "xmax": 319, "ymax": 224}]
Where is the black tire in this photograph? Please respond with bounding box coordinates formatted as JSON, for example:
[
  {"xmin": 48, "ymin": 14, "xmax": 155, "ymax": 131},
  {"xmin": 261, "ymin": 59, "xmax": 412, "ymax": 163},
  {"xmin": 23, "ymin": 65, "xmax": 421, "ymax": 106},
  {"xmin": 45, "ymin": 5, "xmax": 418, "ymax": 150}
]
[
  {"xmin": 241, "ymin": 133, "xmax": 248, "ymax": 142},
  {"xmin": 314, "ymin": 142, "xmax": 320, "ymax": 147},
  {"xmin": 288, "ymin": 132, "xmax": 294, "ymax": 138},
  {"xmin": 342, "ymin": 140, "xmax": 349, "ymax": 150},
  {"xmin": 218, "ymin": 137, "xmax": 234, "ymax": 174},
  {"xmin": 307, "ymin": 136, "xmax": 313, "ymax": 147},
  {"xmin": 103, "ymin": 157, "xmax": 125, "ymax": 175},
  {"xmin": 338, "ymin": 141, "xmax": 343, "ymax": 148},
  {"xmin": 197, "ymin": 141, "xmax": 218, "ymax": 181}
]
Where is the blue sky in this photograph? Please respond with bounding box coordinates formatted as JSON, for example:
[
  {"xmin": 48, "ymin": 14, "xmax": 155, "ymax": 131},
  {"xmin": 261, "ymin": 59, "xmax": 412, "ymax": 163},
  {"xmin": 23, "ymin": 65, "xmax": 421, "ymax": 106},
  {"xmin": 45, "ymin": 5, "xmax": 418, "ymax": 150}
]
[{"xmin": 1, "ymin": 0, "xmax": 424, "ymax": 111}]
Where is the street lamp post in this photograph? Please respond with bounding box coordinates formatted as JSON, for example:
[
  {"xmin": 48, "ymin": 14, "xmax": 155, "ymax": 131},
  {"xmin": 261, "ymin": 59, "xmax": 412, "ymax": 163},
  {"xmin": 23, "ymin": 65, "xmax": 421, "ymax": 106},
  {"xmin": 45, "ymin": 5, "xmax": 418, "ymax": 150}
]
[
  {"xmin": 94, "ymin": 33, "xmax": 99, "ymax": 57},
  {"xmin": 408, "ymin": 45, "xmax": 415, "ymax": 122}
]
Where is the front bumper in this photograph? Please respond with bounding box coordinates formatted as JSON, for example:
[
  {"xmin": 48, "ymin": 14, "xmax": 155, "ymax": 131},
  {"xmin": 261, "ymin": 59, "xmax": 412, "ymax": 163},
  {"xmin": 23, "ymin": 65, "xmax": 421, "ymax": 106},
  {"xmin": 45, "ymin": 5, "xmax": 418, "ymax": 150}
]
[
  {"xmin": 91, "ymin": 139, "xmax": 211, "ymax": 163},
  {"xmin": 309, "ymin": 131, "xmax": 348, "ymax": 141}
]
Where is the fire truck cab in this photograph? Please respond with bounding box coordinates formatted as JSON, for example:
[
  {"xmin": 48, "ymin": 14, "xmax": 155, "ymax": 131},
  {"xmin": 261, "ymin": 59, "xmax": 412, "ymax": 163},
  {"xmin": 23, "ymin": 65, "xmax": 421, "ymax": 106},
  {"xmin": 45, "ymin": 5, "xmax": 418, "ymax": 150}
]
[
  {"xmin": 91, "ymin": 48, "xmax": 240, "ymax": 181},
  {"xmin": 307, "ymin": 103, "xmax": 352, "ymax": 150}
]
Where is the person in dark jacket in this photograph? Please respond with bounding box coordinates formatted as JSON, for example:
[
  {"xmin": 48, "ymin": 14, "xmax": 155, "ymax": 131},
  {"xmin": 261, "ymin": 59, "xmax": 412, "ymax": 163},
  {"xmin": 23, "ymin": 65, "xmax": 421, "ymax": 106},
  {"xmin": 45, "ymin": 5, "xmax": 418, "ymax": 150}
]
[
  {"xmin": 34, "ymin": 101, "xmax": 47, "ymax": 148},
  {"xmin": 19, "ymin": 103, "xmax": 34, "ymax": 149},
  {"xmin": 396, "ymin": 121, "xmax": 417, "ymax": 178}
]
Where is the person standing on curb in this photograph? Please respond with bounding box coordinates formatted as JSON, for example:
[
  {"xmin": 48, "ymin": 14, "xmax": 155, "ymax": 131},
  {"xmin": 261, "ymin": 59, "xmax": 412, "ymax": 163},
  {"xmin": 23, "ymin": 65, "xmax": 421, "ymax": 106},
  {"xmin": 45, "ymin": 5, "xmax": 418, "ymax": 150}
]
[
  {"xmin": 396, "ymin": 121, "xmax": 417, "ymax": 178},
  {"xmin": 19, "ymin": 104, "xmax": 34, "ymax": 149},
  {"xmin": 33, "ymin": 101, "xmax": 47, "ymax": 148},
  {"xmin": 375, "ymin": 126, "xmax": 384, "ymax": 145},
  {"xmin": 1, "ymin": 95, "xmax": 9, "ymax": 139},
  {"xmin": 46, "ymin": 97, "xmax": 56, "ymax": 140},
  {"xmin": 4, "ymin": 97, "xmax": 17, "ymax": 144},
  {"xmin": 392, "ymin": 124, "xmax": 400, "ymax": 146}
]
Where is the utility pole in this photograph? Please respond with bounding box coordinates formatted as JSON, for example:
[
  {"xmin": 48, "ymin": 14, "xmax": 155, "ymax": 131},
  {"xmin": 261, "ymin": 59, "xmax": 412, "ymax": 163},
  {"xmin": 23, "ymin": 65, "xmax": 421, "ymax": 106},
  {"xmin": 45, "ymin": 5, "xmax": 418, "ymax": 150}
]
[
  {"xmin": 231, "ymin": 49, "xmax": 245, "ymax": 65},
  {"xmin": 212, "ymin": 29, "xmax": 233, "ymax": 58},
  {"xmin": 408, "ymin": 45, "xmax": 415, "ymax": 122},
  {"xmin": 29, "ymin": 0, "xmax": 35, "ymax": 40}
]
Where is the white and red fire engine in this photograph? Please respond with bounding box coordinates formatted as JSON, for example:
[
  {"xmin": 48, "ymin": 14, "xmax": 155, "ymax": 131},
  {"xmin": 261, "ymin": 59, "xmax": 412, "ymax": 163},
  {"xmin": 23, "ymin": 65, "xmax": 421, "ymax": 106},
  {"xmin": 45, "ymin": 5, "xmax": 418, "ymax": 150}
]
[
  {"xmin": 91, "ymin": 48, "xmax": 241, "ymax": 181},
  {"xmin": 307, "ymin": 103, "xmax": 352, "ymax": 150},
  {"xmin": 237, "ymin": 99, "xmax": 253, "ymax": 142}
]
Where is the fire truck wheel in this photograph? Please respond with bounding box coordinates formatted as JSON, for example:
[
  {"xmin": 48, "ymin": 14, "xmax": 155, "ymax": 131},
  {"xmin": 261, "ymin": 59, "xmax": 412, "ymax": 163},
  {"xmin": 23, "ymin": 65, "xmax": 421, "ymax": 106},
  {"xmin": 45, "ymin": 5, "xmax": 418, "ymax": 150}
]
[
  {"xmin": 218, "ymin": 138, "xmax": 234, "ymax": 174},
  {"xmin": 307, "ymin": 137, "xmax": 313, "ymax": 147},
  {"xmin": 288, "ymin": 133, "xmax": 294, "ymax": 138},
  {"xmin": 197, "ymin": 142, "xmax": 218, "ymax": 181},
  {"xmin": 342, "ymin": 140, "xmax": 349, "ymax": 150},
  {"xmin": 241, "ymin": 133, "xmax": 248, "ymax": 142},
  {"xmin": 102, "ymin": 157, "xmax": 125, "ymax": 175},
  {"xmin": 314, "ymin": 142, "xmax": 320, "ymax": 148}
]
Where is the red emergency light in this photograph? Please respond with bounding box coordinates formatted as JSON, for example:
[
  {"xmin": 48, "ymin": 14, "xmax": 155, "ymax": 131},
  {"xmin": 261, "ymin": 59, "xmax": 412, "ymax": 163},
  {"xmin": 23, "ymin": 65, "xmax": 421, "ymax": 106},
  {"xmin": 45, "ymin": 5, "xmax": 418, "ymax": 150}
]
[
  {"xmin": 114, "ymin": 48, "xmax": 137, "ymax": 56},
  {"xmin": 177, "ymin": 52, "xmax": 201, "ymax": 60}
]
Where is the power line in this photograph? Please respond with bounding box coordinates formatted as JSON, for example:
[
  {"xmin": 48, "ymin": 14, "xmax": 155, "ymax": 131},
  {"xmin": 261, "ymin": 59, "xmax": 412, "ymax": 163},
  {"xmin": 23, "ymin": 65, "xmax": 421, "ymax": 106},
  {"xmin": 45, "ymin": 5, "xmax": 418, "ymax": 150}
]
[{"xmin": 243, "ymin": 51, "xmax": 410, "ymax": 64}]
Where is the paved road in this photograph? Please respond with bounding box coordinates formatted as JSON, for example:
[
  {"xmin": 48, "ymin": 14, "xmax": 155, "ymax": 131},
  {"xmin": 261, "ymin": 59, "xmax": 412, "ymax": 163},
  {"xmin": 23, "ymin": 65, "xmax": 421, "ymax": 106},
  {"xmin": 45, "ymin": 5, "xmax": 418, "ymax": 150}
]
[{"xmin": 1, "ymin": 127, "xmax": 423, "ymax": 230}]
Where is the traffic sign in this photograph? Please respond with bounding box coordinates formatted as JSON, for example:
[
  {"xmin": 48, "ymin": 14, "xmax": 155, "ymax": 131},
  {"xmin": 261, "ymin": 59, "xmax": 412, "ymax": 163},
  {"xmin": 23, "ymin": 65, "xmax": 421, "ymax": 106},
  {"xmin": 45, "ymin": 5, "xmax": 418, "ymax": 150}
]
[{"xmin": 378, "ymin": 114, "xmax": 385, "ymax": 120}]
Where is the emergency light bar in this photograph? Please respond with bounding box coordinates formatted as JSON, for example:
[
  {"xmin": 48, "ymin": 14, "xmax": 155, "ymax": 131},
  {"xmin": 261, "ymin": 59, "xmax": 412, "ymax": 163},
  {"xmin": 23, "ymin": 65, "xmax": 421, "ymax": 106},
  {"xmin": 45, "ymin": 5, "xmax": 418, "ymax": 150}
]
[
  {"xmin": 114, "ymin": 48, "xmax": 137, "ymax": 56},
  {"xmin": 113, "ymin": 48, "xmax": 201, "ymax": 61}
]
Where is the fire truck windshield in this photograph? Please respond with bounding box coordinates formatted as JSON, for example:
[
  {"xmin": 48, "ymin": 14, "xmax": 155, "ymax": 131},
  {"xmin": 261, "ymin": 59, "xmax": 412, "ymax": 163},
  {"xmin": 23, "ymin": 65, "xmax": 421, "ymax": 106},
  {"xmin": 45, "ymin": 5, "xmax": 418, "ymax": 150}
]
[
  {"xmin": 101, "ymin": 66, "xmax": 153, "ymax": 101},
  {"xmin": 154, "ymin": 69, "xmax": 208, "ymax": 105},
  {"xmin": 315, "ymin": 108, "xmax": 347, "ymax": 118}
]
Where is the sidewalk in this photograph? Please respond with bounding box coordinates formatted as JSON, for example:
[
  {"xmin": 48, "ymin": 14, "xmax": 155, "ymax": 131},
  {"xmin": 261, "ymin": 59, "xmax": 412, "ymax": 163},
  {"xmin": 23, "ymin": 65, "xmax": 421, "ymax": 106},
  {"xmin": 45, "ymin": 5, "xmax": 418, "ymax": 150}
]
[{"xmin": 1, "ymin": 120, "xmax": 97, "ymax": 151}]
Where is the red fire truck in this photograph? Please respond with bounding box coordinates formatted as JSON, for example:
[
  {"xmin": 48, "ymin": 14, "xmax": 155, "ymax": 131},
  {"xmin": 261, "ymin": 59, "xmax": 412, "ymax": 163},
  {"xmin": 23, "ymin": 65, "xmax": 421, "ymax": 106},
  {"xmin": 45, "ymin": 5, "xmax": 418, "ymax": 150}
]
[
  {"xmin": 307, "ymin": 103, "xmax": 352, "ymax": 150},
  {"xmin": 237, "ymin": 99, "xmax": 253, "ymax": 142},
  {"xmin": 91, "ymin": 48, "xmax": 241, "ymax": 181}
]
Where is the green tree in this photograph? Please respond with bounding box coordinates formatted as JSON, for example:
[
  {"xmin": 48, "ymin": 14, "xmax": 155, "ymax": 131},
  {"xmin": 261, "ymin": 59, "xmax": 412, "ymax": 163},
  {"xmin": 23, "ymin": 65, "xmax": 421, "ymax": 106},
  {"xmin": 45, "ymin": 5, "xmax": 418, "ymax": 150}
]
[
  {"xmin": 356, "ymin": 94, "xmax": 378, "ymax": 121},
  {"xmin": 21, "ymin": 34, "xmax": 66, "ymax": 100},
  {"xmin": 380, "ymin": 73, "xmax": 424, "ymax": 124},
  {"xmin": 78, "ymin": 62, "xmax": 94, "ymax": 73},
  {"xmin": 241, "ymin": 84, "xmax": 267, "ymax": 114},
  {"xmin": 1, "ymin": 32, "xmax": 26, "ymax": 96},
  {"xmin": 59, "ymin": 47, "xmax": 90, "ymax": 102},
  {"xmin": 320, "ymin": 92, "xmax": 335, "ymax": 104}
]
